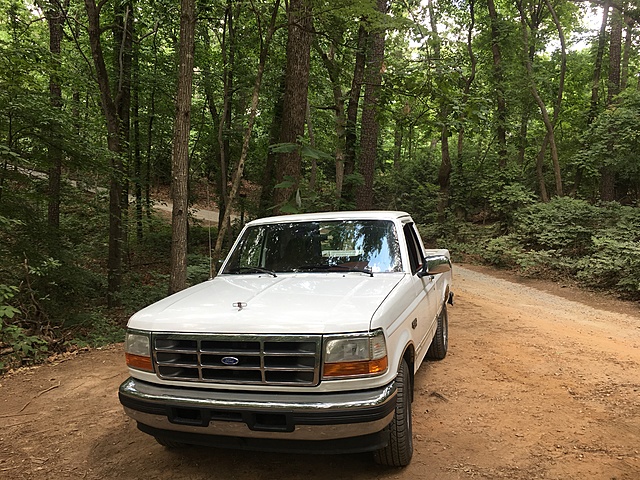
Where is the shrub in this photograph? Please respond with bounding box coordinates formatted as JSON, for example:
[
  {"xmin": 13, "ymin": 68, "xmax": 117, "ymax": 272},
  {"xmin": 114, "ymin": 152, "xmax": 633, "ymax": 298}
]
[
  {"xmin": 0, "ymin": 284, "xmax": 48, "ymax": 371},
  {"xmin": 512, "ymin": 197, "xmax": 604, "ymax": 255}
]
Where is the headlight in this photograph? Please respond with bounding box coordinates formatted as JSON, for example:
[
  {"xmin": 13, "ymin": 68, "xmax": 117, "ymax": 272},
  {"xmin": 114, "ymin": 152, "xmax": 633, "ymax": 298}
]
[
  {"xmin": 125, "ymin": 331, "xmax": 153, "ymax": 372},
  {"xmin": 323, "ymin": 329, "xmax": 388, "ymax": 379}
]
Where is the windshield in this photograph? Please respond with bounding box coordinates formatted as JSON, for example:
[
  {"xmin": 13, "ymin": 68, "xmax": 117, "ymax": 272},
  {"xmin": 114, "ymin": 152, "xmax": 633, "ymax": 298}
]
[{"xmin": 223, "ymin": 220, "xmax": 403, "ymax": 274}]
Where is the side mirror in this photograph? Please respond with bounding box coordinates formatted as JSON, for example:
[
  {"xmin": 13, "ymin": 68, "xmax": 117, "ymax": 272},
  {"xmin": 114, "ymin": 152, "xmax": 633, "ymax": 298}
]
[{"xmin": 417, "ymin": 255, "xmax": 451, "ymax": 278}]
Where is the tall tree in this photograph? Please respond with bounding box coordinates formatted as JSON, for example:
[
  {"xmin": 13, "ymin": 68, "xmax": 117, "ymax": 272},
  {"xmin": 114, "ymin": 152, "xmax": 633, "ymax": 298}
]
[
  {"xmin": 314, "ymin": 32, "xmax": 347, "ymax": 201},
  {"xmin": 169, "ymin": 0, "xmax": 196, "ymax": 295},
  {"xmin": 533, "ymin": 0, "xmax": 567, "ymax": 202},
  {"xmin": 601, "ymin": 6, "xmax": 624, "ymax": 201},
  {"xmin": 486, "ymin": 0, "xmax": 508, "ymax": 169},
  {"xmin": 84, "ymin": 0, "xmax": 133, "ymax": 307},
  {"xmin": 428, "ymin": 0, "xmax": 452, "ymax": 221},
  {"xmin": 456, "ymin": 0, "xmax": 477, "ymax": 163},
  {"xmin": 356, "ymin": 0, "xmax": 389, "ymax": 210},
  {"xmin": 273, "ymin": 0, "xmax": 313, "ymax": 211},
  {"xmin": 620, "ymin": 15, "xmax": 634, "ymax": 90},
  {"xmin": 517, "ymin": 0, "xmax": 563, "ymax": 197},
  {"xmin": 42, "ymin": 0, "xmax": 67, "ymax": 231},
  {"xmin": 343, "ymin": 23, "xmax": 368, "ymax": 203},
  {"xmin": 589, "ymin": 2, "xmax": 610, "ymax": 123}
]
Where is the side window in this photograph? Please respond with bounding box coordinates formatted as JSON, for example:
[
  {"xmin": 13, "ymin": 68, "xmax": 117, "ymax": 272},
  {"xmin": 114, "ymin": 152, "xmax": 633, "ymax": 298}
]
[{"xmin": 403, "ymin": 223, "xmax": 424, "ymax": 274}]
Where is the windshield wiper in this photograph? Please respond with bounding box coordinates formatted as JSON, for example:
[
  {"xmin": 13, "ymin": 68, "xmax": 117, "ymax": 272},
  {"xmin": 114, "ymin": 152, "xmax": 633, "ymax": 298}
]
[
  {"xmin": 296, "ymin": 264, "xmax": 373, "ymax": 277},
  {"xmin": 231, "ymin": 266, "xmax": 277, "ymax": 277}
]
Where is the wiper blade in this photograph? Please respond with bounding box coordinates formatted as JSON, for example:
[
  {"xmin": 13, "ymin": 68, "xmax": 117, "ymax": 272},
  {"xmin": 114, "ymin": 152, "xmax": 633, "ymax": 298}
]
[
  {"xmin": 296, "ymin": 264, "xmax": 373, "ymax": 277},
  {"xmin": 232, "ymin": 266, "xmax": 277, "ymax": 277}
]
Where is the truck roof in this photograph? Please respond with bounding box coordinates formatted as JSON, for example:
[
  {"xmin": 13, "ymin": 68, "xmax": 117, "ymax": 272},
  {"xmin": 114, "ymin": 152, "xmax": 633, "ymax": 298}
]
[{"xmin": 245, "ymin": 210, "xmax": 412, "ymax": 226}]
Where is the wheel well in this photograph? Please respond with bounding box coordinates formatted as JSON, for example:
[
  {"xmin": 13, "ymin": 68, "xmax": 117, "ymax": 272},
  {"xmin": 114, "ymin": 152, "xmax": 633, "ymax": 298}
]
[{"xmin": 402, "ymin": 345, "xmax": 415, "ymax": 402}]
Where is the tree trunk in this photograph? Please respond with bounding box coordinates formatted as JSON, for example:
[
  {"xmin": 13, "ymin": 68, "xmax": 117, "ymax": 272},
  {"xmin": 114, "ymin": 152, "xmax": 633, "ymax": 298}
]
[
  {"xmin": 608, "ymin": 8, "xmax": 623, "ymax": 103},
  {"xmin": 428, "ymin": 0, "xmax": 452, "ymax": 221},
  {"xmin": 258, "ymin": 76, "xmax": 284, "ymax": 216},
  {"xmin": 315, "ymin": 41, "xmax": 347, "ymax": 201},
  {"xmin": 457, "ymin": 0, "xmax": 477, "ymax": 162},
  {"xmin": 215, "ymin": 0, "xmax": 235, "ymax": 231},
  {"xmin": 518, "ymin": 5, "xmax": 563, "ymax": 197},
  {"xmin": 533, "ymin": 0, "xmax": 566, "ymax": 201},
  {"xmin": 589, "ymin": 2, "xmax": 610, "ymax": 123},
  {"xmin": 393, "ymin": 117, "xmax": 403, "ymax": 169},
  {"xmin": 273, "ymin": 0, "xmax": 313, "ymax": 211},
  {"xmin": 487, "ymin": 0, "xmax": 508, "ymax": 169},
  {"xmin": 571, "ymin": 2, "xmax": 611, "ymax": 196},
  {"xmin": 133, "ymin": 36, "xmax": 143, "ymax": 241},
  {"xmin": 169, "ymin": 0, "xmax": 196, "ymax": 295},
  {"xmin": 306, "ymin": 99, "xmax": 317, "ymax": 191},
  {"xmin": 601, "ymin": 7, "xmax": 623, "ymax": 202},
  {"xmin": 44, "ymin": 0, "xmax": 65, "ymax": 231},
  {"xmin": 621, "ymin": 16, "xmax": 633, "ymax": 90},
  {"xmin": 113, "ymin": 0, "xmax": 134, "ymax": 257},
  {"xmin": 356, "ymin": 0, "xmax": 389, "ymax": 210},
  {"xmin": 536, "ymin": 135, "xmax": 550, "ymax": 202},
  {"xmin": 343, "ymin": 23, "xmax": 368, "ymax": 202},
  {"xmin": 84, "ymin": 0, "xmax": 125, "ymax": 307}
]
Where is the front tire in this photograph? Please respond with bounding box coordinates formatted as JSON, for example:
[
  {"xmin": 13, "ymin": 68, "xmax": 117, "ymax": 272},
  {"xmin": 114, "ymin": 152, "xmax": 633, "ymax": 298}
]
[
  {"xmin": 374, "ymin": 359, "xmax": 413, "ymax": 467},
  {"xmin": 426, "ymin": 303, "xmax": 448, "ymax": 360}
]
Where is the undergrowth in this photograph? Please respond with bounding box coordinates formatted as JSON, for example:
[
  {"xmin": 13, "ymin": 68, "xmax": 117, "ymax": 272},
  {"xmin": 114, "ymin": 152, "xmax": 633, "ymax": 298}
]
[{"xmin": 423, "ymin": 198, "xmax": 640, "ymax": 300}]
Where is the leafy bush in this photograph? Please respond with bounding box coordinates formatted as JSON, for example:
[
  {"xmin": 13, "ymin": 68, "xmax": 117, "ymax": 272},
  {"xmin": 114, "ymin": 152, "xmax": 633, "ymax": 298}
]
[
  {"xmin": 449, "ymin": 197, "xmax": 640, "ymax": 299},
  {"xmin": 0, "ymin": 284, "xmax": 48, "ymax": 371},
  {"xmin": 68, "ymin": 311, "xmax": 125, "ymax": 348},
  {"xmin": 187, "ymin": 254, "xmax": 212, "ymax": 285},
  {"xmin": 489, "ymin": 182, "xmax": 537, "ymax": 227},
  {"xmin": 512, "ymin": 197, "xmax": 603, "ymax": 254},
  {"xmin": 373, "ymin": 160, "xmax": 439, "ymax": 225},
  {"xmin": 576, "ymin": 236, "xmax": 640, "ymax": 294}
]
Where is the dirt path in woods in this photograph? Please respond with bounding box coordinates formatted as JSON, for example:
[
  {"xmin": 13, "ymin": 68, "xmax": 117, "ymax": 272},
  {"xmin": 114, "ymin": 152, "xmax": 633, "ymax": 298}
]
[{"xmin": 1, "ymin": 264, "xmax": 639, "ymax": 479}]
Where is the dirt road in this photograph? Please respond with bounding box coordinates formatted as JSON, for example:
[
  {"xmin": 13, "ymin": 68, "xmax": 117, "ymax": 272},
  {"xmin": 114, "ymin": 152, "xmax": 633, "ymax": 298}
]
[{"xmin": 1, "ymin": 265, "xmax": 639, "ymax": 479}]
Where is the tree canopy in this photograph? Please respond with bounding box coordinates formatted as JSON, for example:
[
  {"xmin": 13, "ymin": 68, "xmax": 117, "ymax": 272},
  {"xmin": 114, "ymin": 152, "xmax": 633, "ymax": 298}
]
[{"xmin": 1, "ymin": 0, "xmax": 639, "ymax": 368}]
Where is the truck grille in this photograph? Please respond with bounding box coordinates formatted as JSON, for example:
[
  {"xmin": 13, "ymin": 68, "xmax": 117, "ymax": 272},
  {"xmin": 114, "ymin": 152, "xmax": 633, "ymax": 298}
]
[{"xmin": 152, "ymin": 334, "xmax": 321, "ymax": 386}]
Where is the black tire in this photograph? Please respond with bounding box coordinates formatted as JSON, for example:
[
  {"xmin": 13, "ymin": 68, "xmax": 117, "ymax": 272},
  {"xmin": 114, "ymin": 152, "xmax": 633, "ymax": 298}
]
[
  {"xmin": 426, "ymin": 304, "xmax": 448, "ymax": 360},
  {"xmin": 154, "ymin": 436, "xmax": 188, "ymax": 449},
  {"xmin": 374, "ymin": 359, "xmax": 413, "ymax": 467}
]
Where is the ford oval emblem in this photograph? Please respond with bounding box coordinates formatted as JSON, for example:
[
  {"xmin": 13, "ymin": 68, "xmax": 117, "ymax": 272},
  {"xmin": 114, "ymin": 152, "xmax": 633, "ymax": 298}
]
[{"xmin": 221, "ymin": 356, "xmax": 240, "ymax": 366}]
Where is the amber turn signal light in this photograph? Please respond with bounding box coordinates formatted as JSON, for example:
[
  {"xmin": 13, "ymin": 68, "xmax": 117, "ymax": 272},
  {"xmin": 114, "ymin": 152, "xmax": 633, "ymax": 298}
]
[
  {"xmin": 125, "ymin": 353, "xmax": 153, "ymax": 372},
  {"xmin": 323, "ymin": 356, "xmax": 388, "ymax": 378}
]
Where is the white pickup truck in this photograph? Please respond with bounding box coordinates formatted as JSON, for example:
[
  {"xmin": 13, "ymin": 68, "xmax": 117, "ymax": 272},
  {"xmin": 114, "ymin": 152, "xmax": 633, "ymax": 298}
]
[{"xmin": 119, "ymin": 211, "xmax": 453, "ymax": 466}]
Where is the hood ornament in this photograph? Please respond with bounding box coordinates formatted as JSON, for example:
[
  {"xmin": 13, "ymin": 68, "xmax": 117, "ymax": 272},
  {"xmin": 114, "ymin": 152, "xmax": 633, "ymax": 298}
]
[{"xmin": 232, "ymin": 302, "xmax": 248, "ymax": 311}]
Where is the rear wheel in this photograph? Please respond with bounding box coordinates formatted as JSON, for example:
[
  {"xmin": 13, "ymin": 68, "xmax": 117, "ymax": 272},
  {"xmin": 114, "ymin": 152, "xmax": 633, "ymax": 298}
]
[
  {"xmin": 426, "ymin": 303, "xmax": 448, "ymax": 360},
  {"xmin": 374, "ymin": 359, "xmax": 413, "ymax": 467}
]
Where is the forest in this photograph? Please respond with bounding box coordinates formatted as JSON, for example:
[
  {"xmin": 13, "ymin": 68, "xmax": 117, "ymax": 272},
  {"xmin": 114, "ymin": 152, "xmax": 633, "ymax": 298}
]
[{"xmin": 0, "ymin": 0, "xmax": 639, "ymax": 370}]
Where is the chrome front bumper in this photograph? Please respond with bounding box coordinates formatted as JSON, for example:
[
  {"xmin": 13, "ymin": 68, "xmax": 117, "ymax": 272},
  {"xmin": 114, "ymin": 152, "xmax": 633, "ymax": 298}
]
[{"xmin": 119, "ymin": 377, "xmax": 397, "ymax": 442}]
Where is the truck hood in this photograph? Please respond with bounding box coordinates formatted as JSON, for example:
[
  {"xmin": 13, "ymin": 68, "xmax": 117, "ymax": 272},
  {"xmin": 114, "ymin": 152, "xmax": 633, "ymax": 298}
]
[{"xmin": 128, "ymin": 273, "xmax": 405, "ymax": 334}]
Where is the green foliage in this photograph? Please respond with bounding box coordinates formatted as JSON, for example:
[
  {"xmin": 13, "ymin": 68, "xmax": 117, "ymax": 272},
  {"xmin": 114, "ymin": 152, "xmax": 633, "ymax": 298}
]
[
  {"xmin": 373, "ymin": 160, "xmax": 439, "ymax": 225},
  {"xmin": 576, "ymin": 237, "xmax": 640, "ymax": 293},
  {"xmin": 453, "ymin": 198, "xmax": 640, "ymax": 298},
  {"xmin": 0, "ymin": 284, "xmax": 48, "ymax": 371},
  {"xmin": 489, "ymin": 182, "xmax": 537, "ymax": 227},
  {"xmin": 572, "ymin": 90, "xmax": 640, "ymax": 198},
  {"xmin": 119, "ymin": 271, "xmax": 169, "ymax": 313},
  {"xmin": 187, "ymin": 254, "xmax": 211, "ymax": 285},
  {"xmin": 69, "ymin": 311, "xmax": 125, "ymax": 349},
  {"xmin": 0, "ymin": 0, "xmax": 639, "ymax": 373},
  {"xmin": 512, "ymin": 197, "xmax": 604, "ymax": 254}
]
